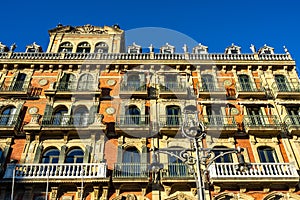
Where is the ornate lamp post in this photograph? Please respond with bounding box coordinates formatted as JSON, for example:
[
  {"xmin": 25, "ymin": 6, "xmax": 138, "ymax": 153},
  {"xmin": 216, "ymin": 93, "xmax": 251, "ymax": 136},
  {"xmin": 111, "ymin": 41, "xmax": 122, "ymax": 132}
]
[{"xmin": 151, "ymin": 107, "xmax": 245, "ymax": 200}]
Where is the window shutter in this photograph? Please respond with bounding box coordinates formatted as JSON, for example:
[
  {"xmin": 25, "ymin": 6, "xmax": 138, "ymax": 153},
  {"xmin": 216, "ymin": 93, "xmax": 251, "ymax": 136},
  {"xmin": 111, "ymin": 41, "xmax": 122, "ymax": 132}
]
[
  {"xmin": 43, "ymin": 104, "xmax": 53, "ymax": 124},
  {"xmin": 88, "ymin": 105, "xmax": 98, "ymax": 124}
]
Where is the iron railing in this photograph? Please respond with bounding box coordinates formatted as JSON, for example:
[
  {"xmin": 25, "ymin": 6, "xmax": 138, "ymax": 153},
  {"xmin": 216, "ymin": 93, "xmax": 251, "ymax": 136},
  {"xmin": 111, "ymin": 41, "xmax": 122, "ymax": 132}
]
[
  {"xmin": 159, "ymin": 115, "xmax": 183, "ymax": 127},
  {"xmin": 116, "ymin": 115, "xmax": 150, "ymax": 126},
  {"xmin": 202, "ymin": 115, "xmax": 237, "ymax": 128},
  {"xmin": 161, "ymin": 163, "xmax": 192, "ymax": 178},
  {"xmin": 113, "ymin": 163, "xmax": 149, "ymax": 178},
  {"xmin": 120, "ymin": 82, "xmax": 147, "ymax": 92},
  {"xmin": 42, "ymin": 114, "xmax": 94, "ymax": 127},
  {"xmin": 160, "ymin": 82, "xmax": 186, "ymax": 92},
  {"xmin": 272, "ymin": 82, "xmax": 300, "ymax": 93},
  {"xmin": 284, "ymin": 115, "xmax": 300, "ymax": 127},
  {"xmin": 0, "ymin": 114, "xmax": 21, "ymax": 128},
  {"xmin": 243, "ymin": 115, "xmax": 280, "ymax": 128}
]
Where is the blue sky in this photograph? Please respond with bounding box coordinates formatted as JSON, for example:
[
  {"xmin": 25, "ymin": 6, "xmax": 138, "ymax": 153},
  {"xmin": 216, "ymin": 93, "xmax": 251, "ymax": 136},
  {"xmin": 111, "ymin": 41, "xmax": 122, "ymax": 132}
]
[{"xmin": 1, "ymin": 0, "xmax": 299, "ymax": 68}]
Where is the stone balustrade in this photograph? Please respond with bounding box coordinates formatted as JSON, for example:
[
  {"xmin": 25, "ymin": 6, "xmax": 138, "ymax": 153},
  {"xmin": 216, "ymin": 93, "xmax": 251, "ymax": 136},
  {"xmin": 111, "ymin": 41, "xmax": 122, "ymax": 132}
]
[{"xmin": 3, "ymin": 163, "xmax": 107, "ymax": 179}]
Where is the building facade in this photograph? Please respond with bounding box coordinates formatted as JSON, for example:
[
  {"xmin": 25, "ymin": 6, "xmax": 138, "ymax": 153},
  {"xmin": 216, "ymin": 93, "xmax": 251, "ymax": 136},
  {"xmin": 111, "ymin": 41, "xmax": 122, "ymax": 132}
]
[{"xmin": 0, "ymin": 24, "xmax": 299, "ymax": 200}]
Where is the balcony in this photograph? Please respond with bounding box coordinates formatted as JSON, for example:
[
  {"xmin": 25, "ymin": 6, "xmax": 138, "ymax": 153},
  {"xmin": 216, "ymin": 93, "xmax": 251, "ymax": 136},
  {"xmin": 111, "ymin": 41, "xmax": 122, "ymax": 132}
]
[
  {"xmin": 119, "ymin": 82, "xmax": 147, "ymax": 98},
  {"xmin": 115, "ymin": 115, "xmax": 150, "ymax": 136},
  {"xmin": 159, "ymin": 115, "xmax": 182, "ymax": 135},
  {"xmin": 243, "ymin": 115, "xmax": 281, "ymax": 135},
  {"xmin": 3, "ymin": 163, "xmax": 107, "ymax": 183},
  {"xmin": 198, "ymin": 84, "xmax": 226, "ymax": 98},
  {"xmin": 272, "ymin": 82, "xmax": 300, "ymax": 99},
  {"xmin": 160, "ymin": 163, "xmax": 194, "ymax": 183},
  {"xmin": 159, "ymin": 82, "xmax": 187, "ymax": 98},
  {"xmin": 44, "ymin": 81, "xmax": 101, "ymax": 98},
  {"xmin": 0, "ymin": 81, "xmax": 42, "ymax": 98},
  {"xmin": 284, "ymin": 115, "xmax": 300, "ymax": 135},
  {"xmin": 0, "ymin": 114, "xmax": 22, "ymax": 134},
  {"xmin": 209, "ymin": 162, "xmax": 299, "ymax": 190},
  {"xmin": 42, "ymin": 114, "xmax": 95, "ymax": 131},
  {"xmin": 235, "ymin": 83, "xmax": 266, "ymax": 99},
  {"xmin": 113, "ymin": 163, "xmax": 149, "ymax": 183},
  {"xmin": 202, "ymin": 115, "xmax": 238, "ymax": 135}
]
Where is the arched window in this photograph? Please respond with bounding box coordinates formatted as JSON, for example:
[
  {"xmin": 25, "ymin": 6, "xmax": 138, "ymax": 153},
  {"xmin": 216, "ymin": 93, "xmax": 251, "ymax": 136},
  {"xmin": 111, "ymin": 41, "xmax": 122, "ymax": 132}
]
[
  {"xmin": 58, "ymin": 42, "xmax": 73, "ymax": 53},
  {"xmin": 122, "ymin": 147, "xmax": 141, "ymax": 177},
  {"xmin": 275, "ymin": 75, "xmax": 290, "ymax": 92},
  {"xmin": 238, "ymin": 74, "xmax": 252, "ymax": 91},
  {"xmin": 125, "ymin": 105, "xmax": 140, "ymax": 125},
  {"xmin": 41, "ymin": 148, "xmax": 60, "ymax": 163},
  {"xmin": 52, "ymin": 106, "xmax": 68, "ymax": 125},
  {"xmin": 65, "ymin": 148, "xmax": 84, "ymax": 163},
  {"xmin": 77, "ymin": 74, "xmax": 94, "ymax": 91},
  {"xmin": 123, "ymin": 147, "xmax": 140, "ymax": 163},
  {"xmin": 0, "ymin": 106, "xmax": 17, "ymax": 126},
  {"xmin": 76, "ymin": 42, "xmax": 91, "ymax": 53},
  {"xmin": 211, "ymin": 146, "xmax": 233, "ymax": 163},
  {"xmin": 73, "ymin": 106, "xmax": 89, "ymax": 126},
  {"xmin": 258, "ymin": 146, "xmax": 278, "ymax": 163},
  {"xmin": 95, "ymin": 42, "xmax": 109, "ymax": 53},
  {"xmin": 12, "ymin": 73, "xmax": 27, "ymax": 91},
  {"xmin": 201, "ymin": 74, "xmax": 215, "ymax": 91},
  {"xmin": 166, "ymin": 105, "xmax": 181, "ymax": 126},
  {"xmin": 58, "ymin": 73, "xmax": 76, "ymax": 91}
]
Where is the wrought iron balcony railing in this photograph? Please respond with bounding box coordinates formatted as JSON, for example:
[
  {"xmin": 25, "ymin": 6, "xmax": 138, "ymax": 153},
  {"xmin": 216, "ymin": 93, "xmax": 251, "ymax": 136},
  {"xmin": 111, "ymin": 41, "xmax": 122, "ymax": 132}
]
[
  {"xmin": 272, "ymin": 82, "xmax": 300, "ymax": 93},
  {"xmin": 120, "ymin": 82, "xmax": 147, "ymax": 92},
  {"xmin": 0, "ymin": 81, "xmax": 30, "ymax": 92},
  {"xmin": 42, "ymin": 114, "xmax": 94, "ymax": 127},
  {"xmin": 159, "ymin": 115, "xmax": 183, "ymax": 127},
  {"xmin": 160, "ymin": 82, "xmax": 186, "ymax": 92},
  {"xmin": 161, "ymin": 163, "xmax": 193, "ymax": 178},
  {"xmin": 209, "ymin": 162, "xmax": 298, "ymax": 180},
  {"xmin": 243, "ymin": 115, "xmax": 280, "ymax": 128},
  {"xmin": 3, "ymin": 163, "xmax": 107, "ymax": 179},
  {"xmin": 113, "ymin": 163, "xmax": 149, "ymax": 178},
  {"xmin": 198, "ymin": 83, "xmax": 225, "ymax": 92},
  {"xmin": 285, "ymin": 115, "xmax": 300, "ymax": 127},
  {"xmin": 116, "ymin": 115, "xmax": 150, "ymax": 126},
  {"xmin": 236, "ymin": 83, "xmax": 265, "ymax": 92},
  {"xmin": 56, "ymin": 81, "xmax": 98, "ymax": 92},
  {"xmin": 202, "ymin": 115, "xmax": 237, "ymax": 128}
]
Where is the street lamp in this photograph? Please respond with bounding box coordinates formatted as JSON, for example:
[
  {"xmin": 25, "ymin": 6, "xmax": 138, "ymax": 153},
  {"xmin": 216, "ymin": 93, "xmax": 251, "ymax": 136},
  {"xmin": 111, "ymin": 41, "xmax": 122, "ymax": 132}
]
[{"xmin": 150, "ymin": 108, "xmax": 245, "ymax": 200}]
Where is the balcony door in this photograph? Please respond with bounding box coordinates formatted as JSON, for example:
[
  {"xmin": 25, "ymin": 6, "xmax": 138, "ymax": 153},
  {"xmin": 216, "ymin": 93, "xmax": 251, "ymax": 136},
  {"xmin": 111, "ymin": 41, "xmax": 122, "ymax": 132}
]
[
  {"xmin": 125, "ymin": 105, "xmax": 140, "ymax": 125},
  {"xmin": 206, "ymin": 106, "xmax": 223, "ymax": 126},
  {"xmin": 58, "ymin": 73, "xmax": 76, "ymax": 91},
  {"xmin": 41, "ymin": 148, "xmax": 60, "ymax": 164},
  {"xmin": 11, "ymin": 73, "xmax": 26, "ymax": 91},
  {"xmin": 127, "ymin": 74, "xmax": 140, "ymax": 90},
  {"xmin": 202, "ymin": 74, "xmax": 215, "ymax": 91},
  {"xmin": 164, "ymin": 74, "xmax": 178, "ymax": 91},
  {"xmin": 211, "ymin": 146, "xmax": 233, "ymax": 163},
  {"xmin": 166, "ymin": 105, "xmax": 181, "ymax": 126},
  {"xmin": 52, "ymin": 106, "xmax": 68, "ymax": 125},
  {"xmin": 77, "ymin": 74, "xmax": 94, "ymax": 91},
  {"xmin": 275, "ymin": 75, "xmax": 290, "ymax": 92},
  {"xmin": 246, "ymin": 107, "xmax": 265, "ymax": 125},
  {"xmin": 238, "ymin": 74, "xmax": 252, "ymax": 91},
  {"xmin": 122, "ymin": 147, "xmax": 141, "ymax": 176},
  {"xmin": 286, "ymin": 106, "xmax": 300, "ymax": 125},
  {"xmin": 168, "ymin": 149, "xmax": 187, "ymax": 177},
  {"xmin": 258, "ymin": 146, "xmax": 278, "ymax": 163},
  {"xmin": 73, "ymin": 107, "xmax": 89, "ymax": 126},
  {"xmin": 65, "ymin": 148, "xmax": 84, "ymax": 164}
]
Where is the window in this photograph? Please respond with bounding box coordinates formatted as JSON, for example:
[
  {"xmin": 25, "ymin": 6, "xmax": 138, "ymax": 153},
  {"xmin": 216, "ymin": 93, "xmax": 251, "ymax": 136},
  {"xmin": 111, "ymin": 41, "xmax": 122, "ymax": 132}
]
[
  {"xmin": 238, "ymin": 74, "xmax": 252, "ymax": 91},
  {"xmin": 58, "ymin": 73, "xmax": 76, "ymax": 91},
  {"xmin": 275, "ymin": 75, "xmax": 290, "ymax": 92},
  {"xmin": 201, "ymin": 74, "xmax": 215, "ymax": 91},
  {"xmin": 41, "ymin": 148, "xmax": 60, "ymax": 163},
  {"xmin": 77, "ymin": 74, "xmax": 94, "ymax": 91},
  {"xmin": 123, "ymin": 147, "xmax": 140, "ymax": 163},
  {"xmin": 258, "ymin": 146, "xmax": 278, "ymax": 163},
  {"xmin": 286, "ymin": 106, "xmax": 300, "ymax": 125},
  {"xmin": 122, "ymin": 147, "xmax": 141, "ymax": 176},
  {"xmin": 52, "ymin": 106, "xmax": 68, "ymax": 125},
  {"xmin": 58, "ymin": 42, "xmax": 73, "ymax": 53},
  {"xmin": 127, "ymin": 74, "xmax": 140, "ymax": 90},
  {"xmin": 76, "ymin": 42, "xmax": 91, "ymax": 53},
  {"xmin": 164, "ymin": 74, "xmax": 178, "ymax": 91},
  {"xmin": 95, "ymin": 42, "xmax": 109, "ymax": 53},
  {"xmin": 125, "ymin": 105, "xmax": 140, "ymax": 125},
  {"xmin": 166, "ymin": 105, "xmax": 181, "ymax": 126},
  {"xmin": 211, "ymin": 146, "xmax": 233, "ymax": 163},
  {"xmin": 246, "ymin": 107, "xmax": 265, "ymax": 125},
  {"xmin": 12, "ymin": 73, "xmax": 27, "ymax": 91},
  {"xmin": 73, "ymin": 106, "xmax": 89, "ymax": 126},
  {"xmin": 0, "ymin": 106, "xmax": 17, "ymax": 126},
  {"xmin": 65, "ymin": 148, "xmax": 84, "ymax": 163}
]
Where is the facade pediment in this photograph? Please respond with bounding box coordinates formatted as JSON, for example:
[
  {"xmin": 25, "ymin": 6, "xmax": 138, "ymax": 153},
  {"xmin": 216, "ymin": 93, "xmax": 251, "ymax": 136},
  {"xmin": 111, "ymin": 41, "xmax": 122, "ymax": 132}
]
[
  {"xmin": 225, "ymin": 43, "xmax": 241, "ymax": 54},
  {"xmin": 48, "ymin": 24, "xmax": 123, "ymax": 35},
  {"xmin": 258, "ymin": 44, "xmax": 275, "ymax": 55}
]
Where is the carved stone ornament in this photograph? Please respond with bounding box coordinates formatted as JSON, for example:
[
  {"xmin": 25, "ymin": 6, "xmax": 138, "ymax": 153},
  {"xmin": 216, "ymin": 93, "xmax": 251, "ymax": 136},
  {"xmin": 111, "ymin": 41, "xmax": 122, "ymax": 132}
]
[
  {"xmin": 106, "ymin": 79, "xmax": 117, "ymax": 86},
  {"xmin": 38, "ymin": 79, "xmax": 48, "ymax": 86},
  {"xmin": 106, "ymin": 107, "xmax": 115, "ymax": 115},
  {"xmin": 28, "ymin": 107, "xmax": 39, "ymax": 114},
  {"xmin": 230, "ymin": 108, "xmax": 240, "ymax": 115},
  {"xmin": 224, "ymin": 79, "xmax": 232, "ymax": 87},
  {"xmin": 71, "ymin": 24, "xmax": 107, "ymax": 34}
]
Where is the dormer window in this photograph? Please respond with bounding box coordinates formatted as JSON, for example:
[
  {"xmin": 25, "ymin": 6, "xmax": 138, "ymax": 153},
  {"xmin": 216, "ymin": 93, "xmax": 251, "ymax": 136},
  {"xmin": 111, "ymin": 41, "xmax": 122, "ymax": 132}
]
[
  {"xmin": 192, "ymin": 43, "xmax": 208, "ymax": 54},
  {"xmin": 258, "ymin": 45, "xmax": 274, "ymax": 55},
  {"xmin": 25, "ymin": 42, "xmax": 43, "ymax": 53},
  {"xmin": 127, "ymin": 42, "xmax": 142, "ymax": 54},
  {"xmin": 0, "ymin": 42, "xmax": 9, "ymax": 53},
  {"xmin": 95, "ymin": 42, "xmax": 109, "ymax": 53},
  {"xmin": 76, "ymin": 42, "xmax": 91, "ymax": 53},
  {"xmin": 58, "ymin": 42, "xmax": 73, "ymax": 53},
  {"xmin": 225, "ymin": 43, "xmax": 241, "ymax": 54},
  {"xmin": 160, "ymin": 43, "xmax": 175, "ymax": 54}
]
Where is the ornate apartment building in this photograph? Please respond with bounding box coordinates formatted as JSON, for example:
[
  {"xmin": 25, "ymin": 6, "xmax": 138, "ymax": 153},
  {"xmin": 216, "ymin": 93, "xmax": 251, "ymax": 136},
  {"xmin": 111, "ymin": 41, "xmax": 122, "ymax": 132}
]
[{"xmin": 0, "ymin": 24, "xmax": 299, "ymax": 200}]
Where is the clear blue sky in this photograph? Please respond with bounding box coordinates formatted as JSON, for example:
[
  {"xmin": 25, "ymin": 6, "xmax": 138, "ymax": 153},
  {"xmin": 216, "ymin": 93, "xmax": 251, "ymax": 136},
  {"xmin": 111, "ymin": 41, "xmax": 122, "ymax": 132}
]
[{"xmin": 1, "ymin": 0, "xmax": 299, "ymax": 69}]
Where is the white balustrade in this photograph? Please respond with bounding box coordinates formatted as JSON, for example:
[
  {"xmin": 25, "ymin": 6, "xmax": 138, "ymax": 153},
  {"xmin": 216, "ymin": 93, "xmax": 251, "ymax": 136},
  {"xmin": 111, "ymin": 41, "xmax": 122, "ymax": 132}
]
[
  {"xmin": 3, "ymin": 163, "xmax": 107, "ymax": 179},
  {"xmin": 209, "ymin": 163, "xmax": 299, "ymax": 179}
]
